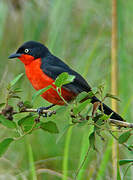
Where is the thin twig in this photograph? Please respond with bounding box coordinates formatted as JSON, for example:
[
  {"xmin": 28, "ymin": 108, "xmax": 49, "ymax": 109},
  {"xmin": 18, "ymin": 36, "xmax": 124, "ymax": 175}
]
[
  {"xmin": 0, "ymin": 108, "xmax": 56, "ymax": 115},
  {"xmin": 108, "ymin": 119, "xmax": 133, "ymax": 128},
  {"xmin": 0, "ymin": 108, "xmax": 133, "ymax": 128}
]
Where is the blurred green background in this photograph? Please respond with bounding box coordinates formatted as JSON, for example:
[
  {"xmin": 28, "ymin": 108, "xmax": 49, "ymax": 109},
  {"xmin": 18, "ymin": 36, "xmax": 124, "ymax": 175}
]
[{"xmin": 0, "ymin": 0, "xmax": 133, "ymax": 179}]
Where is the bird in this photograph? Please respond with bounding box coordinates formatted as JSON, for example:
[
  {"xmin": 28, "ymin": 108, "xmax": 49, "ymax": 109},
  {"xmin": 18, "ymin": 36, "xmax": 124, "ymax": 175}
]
[{"xmin": 8, "ymin": 41, "xmax": 123, "ymax": 121}]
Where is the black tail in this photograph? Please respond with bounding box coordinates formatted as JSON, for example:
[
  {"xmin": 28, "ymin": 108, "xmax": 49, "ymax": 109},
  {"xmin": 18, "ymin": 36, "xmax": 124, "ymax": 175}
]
[{"xmin": 91, "ymin": 96, "xmax": 124, "ymax": 121}]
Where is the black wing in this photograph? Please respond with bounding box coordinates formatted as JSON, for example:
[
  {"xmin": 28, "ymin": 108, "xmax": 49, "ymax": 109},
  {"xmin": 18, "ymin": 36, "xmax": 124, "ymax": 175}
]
[
  {"xmin": 40, "ymin": 54, "xmax": 91, "ymax": 94},
  {"xmin": 40, "ymin": 53, "xmax": 124, "ymax": 121}
]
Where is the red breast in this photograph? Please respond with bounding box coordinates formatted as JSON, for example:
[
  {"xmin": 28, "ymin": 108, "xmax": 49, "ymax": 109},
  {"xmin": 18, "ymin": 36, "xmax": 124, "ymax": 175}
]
[{"xmin": 20, "ymin": 56, "xmax": 76, "ymax": 105}]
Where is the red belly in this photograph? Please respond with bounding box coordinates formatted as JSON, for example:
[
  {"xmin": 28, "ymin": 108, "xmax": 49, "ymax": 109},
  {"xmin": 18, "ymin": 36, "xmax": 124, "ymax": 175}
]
[{"xmin": 25, "ymin": 59, "xmax": 76, "ymax": 105}]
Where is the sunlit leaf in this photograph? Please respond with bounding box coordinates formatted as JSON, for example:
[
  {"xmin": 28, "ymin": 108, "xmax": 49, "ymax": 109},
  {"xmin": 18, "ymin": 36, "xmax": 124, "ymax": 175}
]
[
  {"xmin": 87, "ymin": 91, "xmax": 95, "ymax": 98},
  {"xmin": 0, "ymin": 115, "xmax": 16, "ymax": 129},
  {"xmin": 0, "ymin": 138, "xmax": 14, "ymax": 157},
  {"xmin": 54, "ymin": 72, "xmax": 75, "ymax": 88},
  {"xmin": 91, "ymin": 87, "xmax": 99, "ymax": 94},
  {"xmin": 93, "ymin": 114, "xmax": 110, "ymax": 123},
  {"xmin": 40, "ymin": 121, "xmax": 59, "ymax": 134}
]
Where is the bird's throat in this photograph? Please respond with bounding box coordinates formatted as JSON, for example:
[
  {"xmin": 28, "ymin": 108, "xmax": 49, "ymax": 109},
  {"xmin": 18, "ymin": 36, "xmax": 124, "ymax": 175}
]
[{"xmin": 19, "ymin": 54, "xmax": 35, "ymax": 65}]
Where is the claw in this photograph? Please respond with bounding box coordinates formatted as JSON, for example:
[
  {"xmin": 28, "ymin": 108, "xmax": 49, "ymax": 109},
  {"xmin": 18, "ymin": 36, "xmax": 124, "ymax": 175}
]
[
  {"xmin": 37, "ymin": 107, "xmax": 46, "ymax": 115},
  {"xmin": 37, "ymin": 104, "xmax": 55, "ymax": 117}
]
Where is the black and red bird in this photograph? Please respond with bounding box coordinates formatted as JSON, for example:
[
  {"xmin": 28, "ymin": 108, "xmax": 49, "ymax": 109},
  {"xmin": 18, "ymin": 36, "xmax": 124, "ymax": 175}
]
[{"xmin": 8, "ymin": 41, "xmax": 123, "ymax": 121}]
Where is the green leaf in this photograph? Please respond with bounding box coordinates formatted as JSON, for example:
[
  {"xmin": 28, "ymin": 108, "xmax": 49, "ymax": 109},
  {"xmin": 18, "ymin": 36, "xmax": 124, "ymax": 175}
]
[
  {"xmin": 128, "ymin": 145, "xmax": 133, "ymax": 149},
  {"xmin": 93, "ymin": 114, "xmax": 110, "ymax": 123},
  {"xmin": 64, "ymin": 74, "xmax": 75, "ymax": 84},
  {"xmin": 0, "ymin": 115, "xmax": 16, "ymax": 129},
  {"xmin": 98, "ymin": 83, "xmax": 105, "ymax": 90},
  {"xmin": 0, "ymin": 103, "xmax": 5, "ymax": 108},
  {"xmin": 18, "ymin": 115, "xmax": 35, "ymax": 132},
  {"xmin": 23, "ymin": 125, "xmax": 34, "ymax": 133},
  {"xmin": 94, "ymin": 116, "xmax": 104, "ymax": 133},
  {"xmin": 100, "ymin": 114, "xmax": 111, "ymax": 121},
  {"xmin": 54, "ymin": 72, "xmax": 75, "ymax": 88},
  {"xmin": 91, "ymin": 87, "xmax": 99, "ymax": 94},
  {"xmin": 10, "ymin": 94, "xmax": 21, "ymax": 99},
  {"xmin": 0, "ymin": 138, "xmax": 14, "ymax": 157},
  {"xmin": 13, "ymin": 88, "xmax": 22, "ymax": 93},
  {"xmin": 77, "ymin": 120, "xmax": 88, "ymax": 127},
  {"xmin": 23, "ymin": 101, "xmax": 33, "ymax": 108},
  {"xmin": 118, "ymin": 131, "xmax": 131, "ymax": 144},
  {"xmin": 95, "ymin": 118, "xmax": 104, "ymax": 126},
  {"xmin": 34, "ymin": 122, "xmax": 41, "ymax": 129},
  {"xmin": 93, "ymin": 115, "xmax": 105, "ymax": 139},
  {"xmin": 105, "ymin": 93, "xmax": 120, "ymax": 102},
  {"xmin": 32, "ymin": 85, "xmax": 52, "ymax": 103},
  {"xmin": 9, "ymin": 73, "xmax": 24, "ymax": 87},
  {"xmin": 87, "ymin": 91, "xmax": 95, "ymax": 98},
  {"xmin": 18, "ymin": 115, "xmax": 35, "ymax": 126},
  {"xmin": 40, "ymin": 121, "xmax": 59, "ymax": 134},
  {"xmin": 89, "ymin": 132, "xmax": 96, "ymax": 150},
  {"xmin": 75, "ymin": 91, "xmax": 89, "ymax": 102},
  {"xmin": 119, "ymin": 159, "xmax": 133, "ymax": 166},
  {"xmin": 73, "ymin": 99, "xmax": 91, "ymax": 115}
]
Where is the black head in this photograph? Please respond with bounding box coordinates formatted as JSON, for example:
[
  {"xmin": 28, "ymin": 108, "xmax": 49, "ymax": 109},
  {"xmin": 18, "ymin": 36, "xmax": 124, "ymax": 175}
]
[{"xmin": 8, "ymin": 41, "xmax": 50, "ymax": 59}]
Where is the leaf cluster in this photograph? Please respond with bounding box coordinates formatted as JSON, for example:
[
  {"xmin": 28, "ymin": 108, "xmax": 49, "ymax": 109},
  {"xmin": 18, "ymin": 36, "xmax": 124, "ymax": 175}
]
[{"xmin": 0, "ymin": 72, "xmax": 133, "ymax": 169}]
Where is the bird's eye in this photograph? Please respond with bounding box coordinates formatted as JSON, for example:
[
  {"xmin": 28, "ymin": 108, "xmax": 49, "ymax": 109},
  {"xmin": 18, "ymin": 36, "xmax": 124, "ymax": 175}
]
[{"xmin": 24, "ymin": 49, "xmax": 29, "ymax": 53}]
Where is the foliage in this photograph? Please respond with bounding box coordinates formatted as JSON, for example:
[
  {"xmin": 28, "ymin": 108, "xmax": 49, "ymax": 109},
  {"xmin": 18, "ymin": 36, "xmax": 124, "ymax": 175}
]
[
  {"xmin": 0, "ymin": 0, "xmax": 133, "ymax": 179},
  {"xmin": 0, "ymin": 73, "xmax": 133, "ymax": 180}
]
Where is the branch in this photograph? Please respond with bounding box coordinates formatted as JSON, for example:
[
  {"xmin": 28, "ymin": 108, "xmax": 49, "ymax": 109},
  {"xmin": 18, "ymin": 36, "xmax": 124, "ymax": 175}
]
[
  {"xmin": 108, "ymin": 119, "xmax": 133, "ymax": 128},
  {"xmin": 14, "ymin": 108, "xmax": 56, "ymax": 115},
  {"xmin": 0, "ymin": 107, "xmax": 133, "ymax": 128},
  {"xmin": 0, "ymin": 108, "xmax": 56, "ymax": 116}
]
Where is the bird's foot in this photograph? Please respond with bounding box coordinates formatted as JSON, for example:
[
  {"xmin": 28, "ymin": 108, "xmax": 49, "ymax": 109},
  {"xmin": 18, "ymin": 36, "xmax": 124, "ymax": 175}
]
[{"xmin": 37, "ymin": 104, "xmax": 55, "ymax": 117}]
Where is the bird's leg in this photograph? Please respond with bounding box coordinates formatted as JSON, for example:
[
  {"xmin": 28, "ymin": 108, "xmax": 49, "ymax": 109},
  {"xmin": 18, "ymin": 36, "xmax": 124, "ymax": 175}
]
[{"xmin": 37, "ymin": 104, "xmax": 55, "ymax": 117}]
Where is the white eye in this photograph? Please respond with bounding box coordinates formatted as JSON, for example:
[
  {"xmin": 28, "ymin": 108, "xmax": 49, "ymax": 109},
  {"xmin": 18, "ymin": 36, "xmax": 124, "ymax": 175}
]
[{"xmin": 24, "ymin": 49, "xmax": 29, "ymax": 53}]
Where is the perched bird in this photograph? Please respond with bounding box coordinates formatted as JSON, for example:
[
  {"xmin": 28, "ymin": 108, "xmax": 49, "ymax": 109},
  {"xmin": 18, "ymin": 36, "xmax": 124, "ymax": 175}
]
[{"xmin": 8, "ymin": 41, "xmax": 123, "ymax": 121}]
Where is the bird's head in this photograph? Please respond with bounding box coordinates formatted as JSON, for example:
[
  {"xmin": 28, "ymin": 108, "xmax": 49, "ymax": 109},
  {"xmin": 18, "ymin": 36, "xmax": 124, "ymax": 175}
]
[{"xmin": 8, "ymin": 41, "xmax": 49, "ymax": 65}]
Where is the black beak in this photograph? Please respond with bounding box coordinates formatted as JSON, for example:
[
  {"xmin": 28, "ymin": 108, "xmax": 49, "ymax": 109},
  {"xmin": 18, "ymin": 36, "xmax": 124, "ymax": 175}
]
[{"xmin": 8, "ymin": 53, "xmax": 22, "ymax": 59}]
